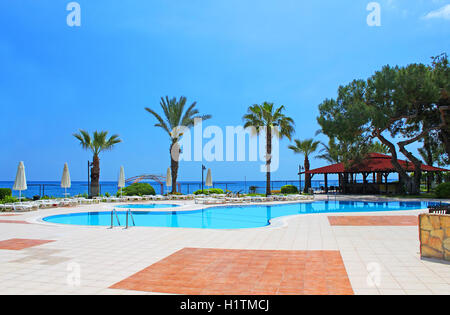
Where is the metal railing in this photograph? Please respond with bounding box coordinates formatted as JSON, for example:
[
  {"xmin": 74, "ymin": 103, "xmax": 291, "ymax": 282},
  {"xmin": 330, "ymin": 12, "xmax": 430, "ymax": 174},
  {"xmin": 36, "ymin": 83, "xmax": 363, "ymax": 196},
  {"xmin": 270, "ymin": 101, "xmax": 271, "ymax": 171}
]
[
  {"xmin": 109, "ymin": 208, "xmax": 136, "ymax": 229},
  {"xmin": 109, "ymin": 208, "xmax": 121, "ymax": 228},
  {"xmin": 124, "ymin": 209, "xmax": 135, "ymax": 229}
]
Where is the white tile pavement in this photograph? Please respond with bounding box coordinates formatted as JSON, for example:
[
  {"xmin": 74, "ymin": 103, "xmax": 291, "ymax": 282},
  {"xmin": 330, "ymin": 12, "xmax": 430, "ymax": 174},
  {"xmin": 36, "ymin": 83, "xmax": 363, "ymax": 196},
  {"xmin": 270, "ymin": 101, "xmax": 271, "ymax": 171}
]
[{"xmin": 0, "ymin": 197, "xmax": 448, "ymax": 295}]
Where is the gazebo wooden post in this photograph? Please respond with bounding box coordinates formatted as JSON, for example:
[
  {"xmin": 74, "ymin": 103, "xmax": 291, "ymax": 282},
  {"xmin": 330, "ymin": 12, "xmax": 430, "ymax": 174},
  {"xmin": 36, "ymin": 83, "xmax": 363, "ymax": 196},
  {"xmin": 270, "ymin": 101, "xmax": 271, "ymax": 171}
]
[
  {"xmin": 384, "ymin": 173, "xmax": 389, "ymax": 194},
  {"xmin": 338, "ymin": 173, "xmax": 342, "ymax": 192},
  {"xmin": 324, "ymin": 173, "xmax": 328, "ymax": 193},
  {"xmin": 362, "ymin": 172, "xmax": 368, "ymax": 194}
]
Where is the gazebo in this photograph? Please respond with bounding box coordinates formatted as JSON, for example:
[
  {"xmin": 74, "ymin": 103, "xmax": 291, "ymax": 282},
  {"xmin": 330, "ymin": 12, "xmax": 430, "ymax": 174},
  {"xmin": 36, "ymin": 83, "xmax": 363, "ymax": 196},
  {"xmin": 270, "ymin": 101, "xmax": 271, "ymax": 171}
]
[{"xmin": 303, "ymin": 153, "xmax": 448, "ymax": 194}]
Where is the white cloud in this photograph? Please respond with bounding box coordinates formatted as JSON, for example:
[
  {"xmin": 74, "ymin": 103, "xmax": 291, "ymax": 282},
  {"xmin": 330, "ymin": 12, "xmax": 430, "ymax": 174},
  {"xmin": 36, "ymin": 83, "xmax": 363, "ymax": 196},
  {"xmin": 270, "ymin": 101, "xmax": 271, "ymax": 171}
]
[{"xmin": 423, "ymin": 4, "xmax": 450, "ymax": 20}]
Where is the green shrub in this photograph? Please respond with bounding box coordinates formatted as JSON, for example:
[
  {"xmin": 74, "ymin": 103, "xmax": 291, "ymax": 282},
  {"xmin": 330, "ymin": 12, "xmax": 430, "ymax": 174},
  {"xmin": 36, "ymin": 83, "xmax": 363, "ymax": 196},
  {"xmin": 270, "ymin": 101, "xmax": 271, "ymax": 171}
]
[
  {"xmin": 0, "ymin": 195, "xmax": 19, "ymax": 204},
  {"xmin": 280, "ymin": 185, "xmax": 299, "ymax": 194},
  {"xmin": 0, "ymin": 188, "xmax": 12, "ymax": 200},
  {"xmin": 119, "ymin": 183, "xmax": 156, "ymax": 196},
  {"xmin": 435, "ymin": 182, "xmax": 450, "ymax": 199},
  {"xmin": 105, "ymin": 192, "xmax": 110, "ymax": 197},
  {"xmin": 193, "ymin": 188, "xmax": 224, "ymax": 195}
]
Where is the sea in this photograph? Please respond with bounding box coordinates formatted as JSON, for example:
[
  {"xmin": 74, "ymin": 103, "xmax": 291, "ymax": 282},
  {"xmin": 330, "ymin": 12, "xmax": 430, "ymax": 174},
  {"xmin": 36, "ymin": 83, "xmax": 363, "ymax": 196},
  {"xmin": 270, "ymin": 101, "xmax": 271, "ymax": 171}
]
[{"xmin": 0, "ymin": 180, "xmax": 340, "ymax": 198}]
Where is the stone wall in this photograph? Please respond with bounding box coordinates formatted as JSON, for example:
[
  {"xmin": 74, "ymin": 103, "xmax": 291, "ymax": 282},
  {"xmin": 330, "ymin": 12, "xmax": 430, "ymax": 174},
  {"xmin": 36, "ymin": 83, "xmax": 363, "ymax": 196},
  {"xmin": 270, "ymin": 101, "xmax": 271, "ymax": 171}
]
[{"xmin": 419, "ymin": 214, "xmax": 450, "ymax": 261}]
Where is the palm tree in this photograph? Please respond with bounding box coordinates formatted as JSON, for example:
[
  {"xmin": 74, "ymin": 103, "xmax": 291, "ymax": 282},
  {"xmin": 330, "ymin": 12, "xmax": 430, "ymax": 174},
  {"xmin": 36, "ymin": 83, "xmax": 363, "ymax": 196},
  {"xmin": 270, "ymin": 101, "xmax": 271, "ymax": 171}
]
[
  {"xmin": 145, "ymin": 96, "xmax": 211, "ymax": 193},
  {"xmin": 73, "ymin": 130, "xmax": 122, "ymax": 196},
  {"xmin": 368, "ymin": 141, "xmax": 389, "ymax": 154},
  {"xmin": 243, "ymin": 102, "xmax": 295, "ymax": 196},
  {"xmin": 288, "ymin": 139, "xmax": 320, "ymax": 193},
  {"xmin": 316, "ymin": 138, "xmax": 341, "ymax": 164}
]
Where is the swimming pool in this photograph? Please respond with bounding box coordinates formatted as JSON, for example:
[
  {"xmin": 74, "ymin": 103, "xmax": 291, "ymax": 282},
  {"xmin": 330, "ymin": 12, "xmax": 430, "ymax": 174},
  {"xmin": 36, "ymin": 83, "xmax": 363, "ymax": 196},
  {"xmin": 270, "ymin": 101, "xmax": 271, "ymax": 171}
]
[
  {"xmin": 42, "ymin": 201, "xmax": 439, "ymax": 229},
  {"xmin": 115, "ymin": 204, "xmax": 179, "ymax": 209}
]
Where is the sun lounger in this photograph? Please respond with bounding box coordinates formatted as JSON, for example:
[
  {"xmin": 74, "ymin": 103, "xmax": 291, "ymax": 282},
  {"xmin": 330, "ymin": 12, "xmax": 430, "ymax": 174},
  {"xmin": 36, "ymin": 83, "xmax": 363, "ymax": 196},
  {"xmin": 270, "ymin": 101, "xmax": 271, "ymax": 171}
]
[{"xmin": 195, "ymin": 198, "xmax": 224, "ymax": 205}]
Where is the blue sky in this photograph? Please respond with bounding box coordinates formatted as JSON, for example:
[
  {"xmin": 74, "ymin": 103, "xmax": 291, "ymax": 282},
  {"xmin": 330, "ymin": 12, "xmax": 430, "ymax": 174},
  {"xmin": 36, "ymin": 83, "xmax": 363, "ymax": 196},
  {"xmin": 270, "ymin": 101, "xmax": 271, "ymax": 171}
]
[{"xmin": 0, "ymin": 0, "xmax": 449, "ymax": 182}]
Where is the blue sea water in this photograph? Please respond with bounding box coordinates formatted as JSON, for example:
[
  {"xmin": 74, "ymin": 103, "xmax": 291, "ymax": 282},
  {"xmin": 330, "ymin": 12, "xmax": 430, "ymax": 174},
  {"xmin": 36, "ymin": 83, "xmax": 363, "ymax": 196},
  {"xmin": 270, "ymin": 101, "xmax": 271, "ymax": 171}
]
[
  {"xmin": 0, "ymin": 180, "xmax": 341, "ymax": 198},
  {"xmin": 43, "ymin": 200, "xmax": 435, "ymax": 229}
]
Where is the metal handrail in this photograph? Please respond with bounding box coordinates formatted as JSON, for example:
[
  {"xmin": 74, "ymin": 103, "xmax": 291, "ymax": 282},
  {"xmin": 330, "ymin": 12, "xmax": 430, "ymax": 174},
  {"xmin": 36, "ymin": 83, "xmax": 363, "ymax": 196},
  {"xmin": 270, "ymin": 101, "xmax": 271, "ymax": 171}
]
[
  {"xmin": 109, "ymin": 208, "xmax": 121, "ymax": 228},
  {"xmin": 125, "ymin": 209, "xmax": 136, "ymax": 229}
]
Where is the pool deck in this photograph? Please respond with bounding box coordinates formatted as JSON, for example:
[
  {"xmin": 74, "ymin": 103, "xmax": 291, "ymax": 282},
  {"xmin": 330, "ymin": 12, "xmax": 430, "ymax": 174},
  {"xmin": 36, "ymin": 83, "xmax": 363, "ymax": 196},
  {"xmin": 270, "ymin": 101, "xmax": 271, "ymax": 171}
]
[{"xmin": 0, "ymin": 195, "xmax": 449, "ymax": 295}]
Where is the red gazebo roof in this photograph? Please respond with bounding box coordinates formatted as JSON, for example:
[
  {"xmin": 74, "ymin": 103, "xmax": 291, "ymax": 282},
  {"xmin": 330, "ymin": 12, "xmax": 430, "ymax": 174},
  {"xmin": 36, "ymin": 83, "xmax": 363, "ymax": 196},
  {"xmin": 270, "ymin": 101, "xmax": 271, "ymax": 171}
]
[{"xmin": 306, "ymin": 153, "xmax": 448, "ymax": 174}]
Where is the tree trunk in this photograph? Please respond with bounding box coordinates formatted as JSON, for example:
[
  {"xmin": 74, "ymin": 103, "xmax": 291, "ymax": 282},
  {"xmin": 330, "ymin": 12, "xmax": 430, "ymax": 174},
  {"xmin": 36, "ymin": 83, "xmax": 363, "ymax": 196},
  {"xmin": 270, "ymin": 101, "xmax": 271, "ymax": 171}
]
[
  {"xmin": 398, "ymin": 133, "xmax": 428, "ymax": 195},
  {"xmin": 266, "ymin": 127, "xmax": 272, "ymax": 196},
  {"xmin": 304, "ymin": 156, "xmax": 310, "ymax": 193},
  {"xmin": 375, "ymin": 130, "xmax": 416, "ymax": 194},
  {"xmin": 423, "ymin": 138, "xmax": 434, "ymax": 193},
  {"xmin": 397, "ymin": 147, "xmax": 421, "ymax": 195},
  {"xmin": 438, "ymin": 104, "xmax": 449, "ymax": 157},
  {"xmin": 90, "ymin": 154, "xmax": 100, "ymax": 197},
  {"xmin": 170, "ymin": 141, "xmax": 180, "ymax": 194}
]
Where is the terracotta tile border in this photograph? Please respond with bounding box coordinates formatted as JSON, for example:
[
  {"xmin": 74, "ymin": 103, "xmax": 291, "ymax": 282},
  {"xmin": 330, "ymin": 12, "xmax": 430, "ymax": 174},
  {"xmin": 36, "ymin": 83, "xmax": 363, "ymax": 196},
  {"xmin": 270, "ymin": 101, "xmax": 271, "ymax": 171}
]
[
  {"xmin": 0, "ymin": 238, "xmax": 55, "ymax": 250},
  {"xmin": 110, "ymin": 248, "xmax": 353, "ymax": 295},
  {"xmin": 328, "ymin": 215, "xmax": 418, "ymax": 226},
  {"xmin": 0, "ymin": 220, "xmax": 30, "ymax": 225}
]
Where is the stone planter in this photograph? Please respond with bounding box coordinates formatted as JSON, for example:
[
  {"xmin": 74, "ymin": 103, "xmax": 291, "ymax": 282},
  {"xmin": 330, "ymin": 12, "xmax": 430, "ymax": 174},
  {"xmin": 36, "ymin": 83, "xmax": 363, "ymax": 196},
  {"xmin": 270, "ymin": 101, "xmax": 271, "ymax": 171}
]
[{"xmin": 419, "ymin": 214, "xmax": 450, "ymax": 261}]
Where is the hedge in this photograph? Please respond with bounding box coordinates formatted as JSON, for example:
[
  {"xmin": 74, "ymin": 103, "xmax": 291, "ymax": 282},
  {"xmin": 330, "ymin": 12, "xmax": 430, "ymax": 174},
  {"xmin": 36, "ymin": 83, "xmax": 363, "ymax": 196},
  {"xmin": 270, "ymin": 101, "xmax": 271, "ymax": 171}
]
[
  {"xmin": 280, "ymin": 185, "xmax": 299, "ymax": 194},
  {"xmin": 193, "ymin": 188, "xmax": 224, "ymax": 195},
  {"xmin": 0, "ymin": 188, "xmax": 12, "ymax": 200},
  {"xmin": 118, "ymin": 183, "xmax": 156, "ymax": 196},
  {"xmin": 435, "ymin": 182, "xmax": 450, "ymax": 199}
]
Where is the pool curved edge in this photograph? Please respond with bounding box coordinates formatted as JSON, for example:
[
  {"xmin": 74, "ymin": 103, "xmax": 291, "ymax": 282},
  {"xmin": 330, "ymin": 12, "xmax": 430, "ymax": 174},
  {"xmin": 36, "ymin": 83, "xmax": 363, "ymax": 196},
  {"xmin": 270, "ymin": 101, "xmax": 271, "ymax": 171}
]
[{"xmin": 34, "ymin": 200, "xmax": 435, "ymax": 230}]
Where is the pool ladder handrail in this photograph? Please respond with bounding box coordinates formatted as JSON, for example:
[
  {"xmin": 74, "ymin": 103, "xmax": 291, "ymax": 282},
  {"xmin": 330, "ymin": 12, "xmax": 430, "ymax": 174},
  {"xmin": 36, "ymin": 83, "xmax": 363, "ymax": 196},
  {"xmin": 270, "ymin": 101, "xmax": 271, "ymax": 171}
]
[
  {"xmin": 109, "ymin": 208, "xmax": 136, "ymax": 229},
  {"xmin": 124, "ymin": 209, "xmax": 135, "ymax": 229},
  {"xmin": 110, "ymin": 208, "xmax": 121, "ymax": 229}
]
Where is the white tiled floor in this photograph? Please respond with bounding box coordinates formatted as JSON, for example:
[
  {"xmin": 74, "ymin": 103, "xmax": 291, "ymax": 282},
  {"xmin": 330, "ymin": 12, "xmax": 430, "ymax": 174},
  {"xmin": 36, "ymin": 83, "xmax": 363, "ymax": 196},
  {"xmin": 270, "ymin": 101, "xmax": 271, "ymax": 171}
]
[{"xmin": 0, "ymin": 197, "xmax": 449, "ymax": 295}]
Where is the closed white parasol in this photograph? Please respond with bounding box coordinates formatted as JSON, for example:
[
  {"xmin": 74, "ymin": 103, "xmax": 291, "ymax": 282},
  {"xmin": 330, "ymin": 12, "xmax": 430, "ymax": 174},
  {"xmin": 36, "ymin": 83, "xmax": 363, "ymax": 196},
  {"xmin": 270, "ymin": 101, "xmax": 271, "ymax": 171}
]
[
  {"xmin": 166, "ymin": 167, "xmax": 172, "ymax": 187},
  {"xmin": 118, "ymin": 166, "xmax": 125, "ymax": 197},
  {"xmin": 61, "ymin": 163, "xmax": 71, "ymax": 197},
  {"xmin": 13, "ymin": 161, "xmax": 27, "ymax": 201},
  {"xmin": 206, "ymin": 168, "xmax": 212, "ymax": 187}
]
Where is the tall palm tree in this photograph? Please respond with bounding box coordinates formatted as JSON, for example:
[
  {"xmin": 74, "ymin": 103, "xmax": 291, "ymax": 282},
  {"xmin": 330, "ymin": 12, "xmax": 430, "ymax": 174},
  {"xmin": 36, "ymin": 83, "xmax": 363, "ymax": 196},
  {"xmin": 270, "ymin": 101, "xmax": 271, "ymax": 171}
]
[
  {"xmin": 145, "ymin": 96, "xmax": 211, "ymax": 193},
  {"xmin": 243, "ymin": 102, "xmax": 295, "ymax": 196},
  {"xmin": 288, "ymin": 139, "xmax": 320, "ymax": 193},
  {"xmin": 73, "ymin": 130, "xmax": 122, "ymax": 196}
]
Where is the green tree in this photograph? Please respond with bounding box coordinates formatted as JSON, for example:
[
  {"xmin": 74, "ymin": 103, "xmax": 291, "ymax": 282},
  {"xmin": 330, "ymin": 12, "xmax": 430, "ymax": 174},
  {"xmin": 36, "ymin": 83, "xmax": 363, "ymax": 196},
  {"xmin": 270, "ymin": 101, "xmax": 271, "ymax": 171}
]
[
  {"xmin": 73, "ymin": 130, "xmax": 122, "ymax": 196},
  {"xmin": 318, "ymin": 57, "xmax": 447, "ymax": 194},
  {"xmin": 243, "ymin": 102, "xmax": 295, "ymax": 196},
  {"xmin": 368, "ymin": 141, "xmax": 389, "ymax": 154},
  {"xmin": 145, "ymin": 96, "xmax": 211, "ymax": 193},
  {"xmin": 288, "ymin": 139, "xmax": 320, "ymax": 192},
  {"xmin": 430, "ymin": 54, "xmax": 449, "ymax": 158},
  {"xmin": 317, "ymin": 138, "xmax": 341, "ymax": 164}
]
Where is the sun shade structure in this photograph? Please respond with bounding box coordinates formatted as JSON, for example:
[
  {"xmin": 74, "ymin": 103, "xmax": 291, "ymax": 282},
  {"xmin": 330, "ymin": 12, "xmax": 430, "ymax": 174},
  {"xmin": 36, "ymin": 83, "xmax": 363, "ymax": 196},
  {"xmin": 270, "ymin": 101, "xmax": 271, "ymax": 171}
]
[
  {"xmin": 61, "ymin": 163, "xmax": 71, "ymax": 197},
  {"xmin": 125, "ymin": 174, "xmax": 167, "ymax": 195},
  {"xmin": 206, "ymin": 168, "xmax": 212, "ymax": 187},
  {"xmin": 13, "ymin": 161, "xmax": 27, "ymax": 201},
  {"xmin": 303, "ymin": 153, "xmax": 449, "ymax": 194}
]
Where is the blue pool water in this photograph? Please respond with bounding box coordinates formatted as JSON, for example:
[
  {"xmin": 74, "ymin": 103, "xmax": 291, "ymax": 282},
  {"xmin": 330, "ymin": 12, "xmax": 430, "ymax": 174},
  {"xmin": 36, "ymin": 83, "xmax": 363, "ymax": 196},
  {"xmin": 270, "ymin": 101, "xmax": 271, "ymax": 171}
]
[
  {"xmin": 115, "ymin": 204, "xmax": 179, "ymax": 209},
  {"xmin": 42, "ymin": 201, "xmax": 439, "ymax": 229}
]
